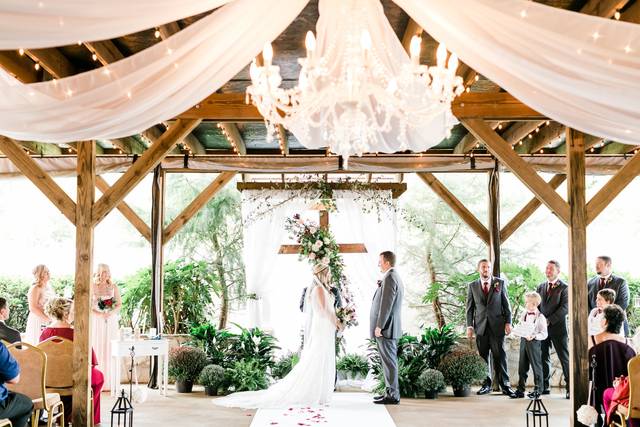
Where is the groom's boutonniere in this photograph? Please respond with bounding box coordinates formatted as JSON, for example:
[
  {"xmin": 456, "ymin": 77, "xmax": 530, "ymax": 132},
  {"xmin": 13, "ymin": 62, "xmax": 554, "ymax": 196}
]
[
  {"xmin": 492, "ymin": 281, "xmax": 500, "ymax": 293},
  {"xmin": 377, "ymin": 280, "xmax": 382, "ymax": 288}
]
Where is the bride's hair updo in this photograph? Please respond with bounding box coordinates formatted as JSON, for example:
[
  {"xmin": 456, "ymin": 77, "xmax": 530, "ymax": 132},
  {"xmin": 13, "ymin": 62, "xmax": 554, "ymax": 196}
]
[
  {"xmin": 313, "ymin": 263, "xmax": 332, "ymax": 289},
  {"xmin": 45, "ymin": 297, "xmax": 73, "ymax": 321}
]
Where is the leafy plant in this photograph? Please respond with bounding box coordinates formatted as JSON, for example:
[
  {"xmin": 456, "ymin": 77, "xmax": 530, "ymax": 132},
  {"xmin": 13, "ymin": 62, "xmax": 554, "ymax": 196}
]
[
  {"xmin": 228, "ymin": 324, "xmax": 280, "ymax": 371},
  {"xmin": 199, "ymin": 364, "xmax": 225, "ymax": 388},
  {"xmin": 501, "ymin": 263, "xmax": 546, "ymax": 321},
  {"xmin": 225, "ymin": 359, "xmax": 269, "ymax": 392},
  {"xmin": 438, "ymin": 347, "xmax": 487, "ymax": 389},
  {"xmin": 189, "ymin": 323, "xmax": 236, "ymax": 367},
  {"xmin": 421, "ymin": 324, "xmax": 458, "ymax": 369},
  {"xmin": 336, "ymin": 354, "xmax": 369, "ymax": 378},
  {"xmin": 271, "ymin": 352, "xmax": 299, "ymax": 380},
  {"xmin": 168, "ymin": 346, "xmax": 208, "ymax": 382},
  {"xmin": 417, "ymin": 369, "xmax": 445, "ymax": 392},
  {"xmin": 0, "ymin": 277, "xmax": 30, "ymax": 331}
]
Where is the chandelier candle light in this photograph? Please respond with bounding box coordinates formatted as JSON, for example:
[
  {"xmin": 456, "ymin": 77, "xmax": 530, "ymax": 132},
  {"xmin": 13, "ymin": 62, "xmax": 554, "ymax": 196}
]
[{"xmin": 246, "ymin": 0, "xmax": 464, "ymax": 165}]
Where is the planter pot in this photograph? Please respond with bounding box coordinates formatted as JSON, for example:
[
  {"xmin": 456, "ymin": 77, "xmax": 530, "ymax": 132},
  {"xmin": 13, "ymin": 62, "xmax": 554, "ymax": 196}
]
[
  {"xmin": 175, "ymin": 380, "xmax": 193, "ymax": 393},
  {"xmin": 452, "ymin": 385, "xmax": 470, "ymax": 397},
  {"xmin": 204, "ymin": 386, "xmax": 218, "ymax": 396},
  {"xmin": 424, "ymin": 390, "xmax": 438, "ymax": 399}
]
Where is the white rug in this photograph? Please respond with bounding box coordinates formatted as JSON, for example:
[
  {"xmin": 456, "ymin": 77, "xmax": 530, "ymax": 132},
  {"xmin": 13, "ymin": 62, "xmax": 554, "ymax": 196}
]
[{"xmin": 249, "ymin": 392, "xmax": 396, "ymax": 427}]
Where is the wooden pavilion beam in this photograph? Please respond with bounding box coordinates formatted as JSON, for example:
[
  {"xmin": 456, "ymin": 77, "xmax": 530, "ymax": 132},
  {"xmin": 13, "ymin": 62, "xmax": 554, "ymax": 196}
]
[
  {"xmin": 277, "ymin": 125, "xmax": 289, "ymax": 156},
  {"xmin": 462, "ymin": 118, "xmax": 570, "ymax": 226},
  {"xmin": 586, "ymin": 150, "xmax": 640, "ymax": 225},
  {"xmin": 0, "ymin": 136, "xmax": 77, "ymax": 224},
  {"xmin": 0, "ymin": 51, "xmax": 39, "ymax": 83},
  {"xmin": 219, "ymin": 123, "xmax": 246, "ymax": 156},
  {"xmin": 25, "ymin": 48, "xmax": 75, "ymax": 79},
  {"xmin": 163, "ymin": 171, "xmax": 236, "ymax": 243},
  {"xmin": 566, "ymin": 129, "xmax": 589, "ymax": 427},
  {"xmin": 237, "ymin": 182, "xmax": 408, "ymax": 198},
  {"xmin": 92, "ymin": 118, "xmax": 202, "ymax": 226},
  {"xmin": 453, "ymin": 121, "xmax": 499, "ymax": 154},
  {"xmin": 581, "ymin": 0, "xmax": 629, "ymax": 18},
  {"xmin": 159, "ymin": 22, "xmax": 182, "ymax": 40},
  {"xmin": 95, "ymin": 176, "xmax": 151, "ymax": 242},
  {"xmin": 19, "ymin": 141, "xmax": 62, "ymax": 156},
  {"xmin": 417, "ymin": 172, "xmax": 490, "ymax": 245},
  {"xmin": 72, "ymin": 140, "xmax": 95, "ymax": 427},
  {"xmin": 500, "ymin": 174, "xmax": 566, "ymax": 242},
  {"xmin": 84, "ymin": 40, "xmax": 124, "ymax": 65}
]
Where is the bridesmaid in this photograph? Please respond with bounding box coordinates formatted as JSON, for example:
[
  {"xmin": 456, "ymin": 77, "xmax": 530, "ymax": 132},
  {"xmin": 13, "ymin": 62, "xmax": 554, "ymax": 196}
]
[
  {"xmin": 25, "ymin": 264, "xmax": 55, "ymax": 344},
  {"xmin": 91, "ymin": 263, "xmax": 122, "ymax": 391}
]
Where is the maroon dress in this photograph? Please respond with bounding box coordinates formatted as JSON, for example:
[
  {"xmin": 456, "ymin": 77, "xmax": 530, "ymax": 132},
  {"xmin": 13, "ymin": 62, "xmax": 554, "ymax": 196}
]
[{"xmin": 40, "ymin": 327, "xmax": 104, "ymax": 425}]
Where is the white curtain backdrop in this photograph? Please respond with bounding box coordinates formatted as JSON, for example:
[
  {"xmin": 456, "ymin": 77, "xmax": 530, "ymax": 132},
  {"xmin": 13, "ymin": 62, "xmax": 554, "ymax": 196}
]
[
  {"xmin": 0, "ymin": 0, "xmax": 231, "ymax": 49},
  {"xmin": 0, "ymin": 0, "xmax": 308, "ymax": 142},
  {"xmin": 396, "ymin": 0, "xmax": 640, "ymax": 145},
  {"xmin": 241, "ymin": 189, "xmax": 397, "ymax": 354}
]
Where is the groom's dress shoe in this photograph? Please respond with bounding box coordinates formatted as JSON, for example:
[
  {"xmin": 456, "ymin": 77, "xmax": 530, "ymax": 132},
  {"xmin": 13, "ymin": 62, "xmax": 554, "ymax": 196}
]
[
  {"xmin": 476, "ymin": 384, "xmax": 492, "ymax": 395},
  {"xmin": 373, "ymin": 395, "xmax": 386, "ymax": 402},
  {"xmin": 374, "ymin": 397, "xmax": 399, "ymax": 405},
  {"xmin": 502, "ymin": 387, "xmax": 516, "ymax": 396}
]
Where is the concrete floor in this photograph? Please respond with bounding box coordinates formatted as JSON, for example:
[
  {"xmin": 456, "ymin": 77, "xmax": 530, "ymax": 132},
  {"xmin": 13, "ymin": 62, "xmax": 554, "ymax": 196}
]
[{"xmin": 100, "ymin": 386, "xmax": 571, "ymax": 427}]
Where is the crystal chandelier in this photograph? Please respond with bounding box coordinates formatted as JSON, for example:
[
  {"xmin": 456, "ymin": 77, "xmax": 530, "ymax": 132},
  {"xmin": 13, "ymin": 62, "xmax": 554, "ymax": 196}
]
[{"xmin": 246, "ymin": 16, "xmax": 464, "ymax": 164}]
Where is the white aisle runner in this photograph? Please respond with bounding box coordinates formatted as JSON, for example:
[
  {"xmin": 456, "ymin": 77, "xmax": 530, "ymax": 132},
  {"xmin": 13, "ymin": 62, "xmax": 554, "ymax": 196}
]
[{"xmin": 249, "ymin": 393, "xmax": 397, "ymax": 427}]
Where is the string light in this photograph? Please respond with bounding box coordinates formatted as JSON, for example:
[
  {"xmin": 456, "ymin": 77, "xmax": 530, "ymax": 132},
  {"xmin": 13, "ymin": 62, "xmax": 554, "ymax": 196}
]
[
  {"xmin": 590, "ymin": 147, "xmax": 595, "ymax": 152},
  {"xmin": 519, "ymin": 141, "xmax": 523, "ymax": 146},
  {"xmin": 474, "ymin": 75, "xmax": 479, "ymax": 82},
  {"xmin": 77, "ymin": 41, "xmax": 82, "ymax": 46},
  {"xmin": 535, "ymin": 127, "xmax": 540, "ymax": 133},
  {"xmin": 528, "ymin": 134, "xmax": 533, "ymax": 139},
  {"xmin": 465, "ymin": 87, "xmax": 470, "ymax": 93},
  {"xmin": 92, "ymin": 53, "xmax": 97, "ymax": 61},
  {"xmin": 154, "ymin": 29, "xmax": 161, "ymax": 39},
  {"xmin": 545, "ymin": 120, "xmax": 550, "ymax": 126},
  {"xmin": 217, "ymin": 123, "xmax": 241, "ymax": 156},
  {"xmin": 34, "ymin": 63, "xmax": 40, "ymax": 71},
  {"xmin": 520, "ymin": 10, "xmax": 527, "ymax": 18},
  {"xmin": 18, "ymin": 48, "xmax": 24, "ymax": 56},
  {"xmin": 614, "ymin": 10, "xmax": 621, "ymax": 20},
  {"xmin": 539, "ymin": 149, "xmax": 544, "ymax": 154},
  {"xmin": 592, "ymin": 32, "xmax": 600, "ymax": 41},
  {"xmin": 497, "ymin": 124, "xmax": 503, "ymax": 130}
]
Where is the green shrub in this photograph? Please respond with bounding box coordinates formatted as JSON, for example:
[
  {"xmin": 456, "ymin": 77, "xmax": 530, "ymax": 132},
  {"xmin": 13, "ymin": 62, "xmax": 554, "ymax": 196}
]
[
  {"xmin": 228, "ymin": 324, "xmax": 279, "ymax": 371},
  {"xmin": 225, "ymin": 359, "xmax": 268, "ymax": 392},
  {"xmin": 438, "ymin": 347, "xmax": 487, "ymax": 389},
  {"xmin": 417, "ymin": 369, "xmax": 445, "ymax": 392},
  {"xmin": 189, "ymin": 323, "xmax": 235, "ymax": 367},
  {"xmin": 199, "ymin": 364, "xmax": 225, "ymax": 388},
  {"xmin": 0, "ymin": 277, "xmax": 30, "ymax": 331},
  {"xmin": 271, "ymin": 352, "xmax": 299, "ymax": 380},
  {"xmin": 168, "ymin": 346, "xmax": 207, "ymax": 382},
  {"xmin": 421, "ymin": 324, "xmax": 457, "ymax": 369},
  {"xmin": 336, "ymin": 354, "xmax": 369, "ymax": 377}
]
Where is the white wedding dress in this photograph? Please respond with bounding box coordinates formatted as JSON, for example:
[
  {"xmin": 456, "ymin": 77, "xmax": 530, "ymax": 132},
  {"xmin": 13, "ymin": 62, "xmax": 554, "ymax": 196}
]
[{"xmin": 213, "ymin": 281, "xmax": 336, "ymax": 409}]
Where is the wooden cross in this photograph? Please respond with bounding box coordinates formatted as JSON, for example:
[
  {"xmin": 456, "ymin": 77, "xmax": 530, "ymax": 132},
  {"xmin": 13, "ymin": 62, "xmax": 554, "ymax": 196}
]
[{"xmin": 278, "ymin": 209, "xmax": 368, "ymax": 254}]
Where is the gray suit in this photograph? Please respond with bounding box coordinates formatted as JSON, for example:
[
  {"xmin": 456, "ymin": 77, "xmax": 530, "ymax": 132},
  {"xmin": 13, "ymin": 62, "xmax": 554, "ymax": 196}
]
[
  {"xmin": 466, "ymin": 277, "xmax": 512, "ymax": 389},
  {"xmin": 536, "ymin": 279, "xmax": 570, "ymax": 392},
  {"xmin": 587, "ymin": 274, "xmax": 629, "ymax": 335},
  {"xmin": 0, "ymin": 321, "xmax": 21, "ymax": 344},
  {"xmin": 370, "ymin": 268, "xmax": 404, "ymax": 400}
]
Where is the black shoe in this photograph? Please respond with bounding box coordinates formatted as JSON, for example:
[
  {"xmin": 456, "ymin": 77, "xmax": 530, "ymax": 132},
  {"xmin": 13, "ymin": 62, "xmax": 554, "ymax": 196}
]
[
  {"xmin": 540, "ymin": 389, "xmax": 551, "ymax": 395},
  {"xmin": 527, "ymin": 391, "xmax": 540, "ymax": 399},
  {"xmin": 509, "ymin": 390, "xmax": 525, "ymax": 399},
  {"xmin": 373, "ymin": 397, "xmax": 400, "ymax": 405},
  {"xmin": 477, "ymin": 384, "xmax": 492, "ymax": 395},
  {"xmin": 565, "ymin": 391, "xmax": 570, "ymax": 399},
  {"xmin": 373, "ymin": 394, "xmax": 386, "ymax": 402},
  {"xmin": 502, "ymin": 387, "xmax": 516, "ymax": 396}
]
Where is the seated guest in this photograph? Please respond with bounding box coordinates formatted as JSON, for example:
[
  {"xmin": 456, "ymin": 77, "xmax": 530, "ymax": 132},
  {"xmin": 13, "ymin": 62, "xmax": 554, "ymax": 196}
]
[
  {"xmin": 0, "ymin": 298, "xmax": 21, "ymax": 344},
  {"xmin": 0, "ymin": 341, "xmax": 33, "ymax": 427},
  {"xmin": 40, "ymin": 298, "xmax": 103, "ymax": 426},
  {"xmin": 589, "ymin": 289, "xmax": 623, "ymax": 337},
  {"xmin": 589, "ymin": 305, "xmax": 636, "ymax": 426}
]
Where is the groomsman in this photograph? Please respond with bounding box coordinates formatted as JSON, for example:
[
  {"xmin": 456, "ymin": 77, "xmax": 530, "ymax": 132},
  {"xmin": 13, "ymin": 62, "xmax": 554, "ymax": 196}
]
[
  {"xmin": 466, "ymin": 259, "xmax": 514, "ymax": 396},
  {"xmin": 587, "ymin": 256, "xmax": 629, "ymax": 335},
  {"xmin": 536, "ymin": 260, "xmax": 570, "ymax": 399}
]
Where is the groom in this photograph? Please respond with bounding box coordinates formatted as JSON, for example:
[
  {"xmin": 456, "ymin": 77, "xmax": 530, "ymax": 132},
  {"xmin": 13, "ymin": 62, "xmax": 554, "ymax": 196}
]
[{"xmin": 370, "ymin": 251, "xmax": 404, "ymax": 405}]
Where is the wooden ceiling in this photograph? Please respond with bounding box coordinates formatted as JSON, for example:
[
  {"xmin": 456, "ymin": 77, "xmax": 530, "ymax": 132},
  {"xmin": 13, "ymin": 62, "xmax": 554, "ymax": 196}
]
[{"xmin": 0, "ymin": 0, "xmax": 638, "ymax": 158}]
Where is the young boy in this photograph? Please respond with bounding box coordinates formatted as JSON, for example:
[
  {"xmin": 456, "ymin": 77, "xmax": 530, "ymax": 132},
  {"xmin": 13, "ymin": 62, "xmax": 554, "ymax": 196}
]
[{"xmin": 510, "ymin": 291, "xmax": 549, "ymax": 399}]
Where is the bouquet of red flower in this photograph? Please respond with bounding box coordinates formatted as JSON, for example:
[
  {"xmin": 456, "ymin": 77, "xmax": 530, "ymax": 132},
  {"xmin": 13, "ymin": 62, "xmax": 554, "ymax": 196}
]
[
  {"xmin": 97, "ymin": 296, "xmax": 116, "ymax": 312},
  {"xmin": 336, "ymin": 304, "xmax": 358, "ymax": 328}
]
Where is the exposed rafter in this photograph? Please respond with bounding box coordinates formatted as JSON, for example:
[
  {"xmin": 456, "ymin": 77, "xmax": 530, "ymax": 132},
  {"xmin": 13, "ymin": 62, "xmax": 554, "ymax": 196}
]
[
  {"xmin": 0, "ymin": 51, "xmax": 38, "ymax": 83},
  {"xmin": 25, "ymin": 48, "xmax": 75, "ymax": 79},
  {"xmin": 84, "ymin": 41, "xmax": 124, "ymax": 65}
]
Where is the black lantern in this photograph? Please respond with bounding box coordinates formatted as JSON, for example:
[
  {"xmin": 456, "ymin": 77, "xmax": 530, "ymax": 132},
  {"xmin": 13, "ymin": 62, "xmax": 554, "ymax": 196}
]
[
  {"xmin": 111, "ymin": 346, "xmax": 135, "ymax": 427},
  {"xmin": 526, "ymin": 393, "xmax": 549, "ymax": 427}
]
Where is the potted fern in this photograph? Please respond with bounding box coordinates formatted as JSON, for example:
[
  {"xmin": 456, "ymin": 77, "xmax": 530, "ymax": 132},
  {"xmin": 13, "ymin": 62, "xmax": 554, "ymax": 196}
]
[
  {"xmin": 336, "ymin": 354, "xmax": 369, "ymax": 381},
  {"xmin": 417, "ymin": 369, "xmax": 445, "ymax": 399},
  {"xmin": 199, "ymin": 364, "xmax": 225, "ymax": 396}
]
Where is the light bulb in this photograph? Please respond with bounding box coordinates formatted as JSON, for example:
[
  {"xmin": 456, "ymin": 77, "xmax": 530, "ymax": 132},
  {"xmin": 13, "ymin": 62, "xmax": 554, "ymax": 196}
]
[
  {"xmin": 410, "ymin": 36, "xmax": 421, "ymax": 64},
  {"xmin": 305, "ymin": 31, "xmax": 316, "ymax": 56},
  {"xmin": 436, "ymin": 43, "xmax": 447, "ymax": 68},
  {"xmin": 154, "ymin": 29, "xmax": 161, "ymax": 38},
  {"xmin": 92, "ymin": 53, "xmax": 97, "ymax": 61},
  {"xmin": 18, "ymin": 48, "xmax": 24, "ymax": 56},
  {"xmin": 361, "ymin": 30, "xmax": 372, "ymax": 51},
  {"xmin": 614, "ymin": 11, "xmax": 621, "ymax": 20},
  {"xmin": 263, "ymin": 43, "xmax": 273, "ymax": 67},
  {"xmin": 34, "ymin": 63, "xmax": 40, "ymax": 71}
]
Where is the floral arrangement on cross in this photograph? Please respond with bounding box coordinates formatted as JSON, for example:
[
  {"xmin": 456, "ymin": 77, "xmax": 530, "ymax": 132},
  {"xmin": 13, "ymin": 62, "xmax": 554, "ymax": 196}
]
[{"xmin": 284, "ymin": 214, "xmax": 357, "ymax": 331}]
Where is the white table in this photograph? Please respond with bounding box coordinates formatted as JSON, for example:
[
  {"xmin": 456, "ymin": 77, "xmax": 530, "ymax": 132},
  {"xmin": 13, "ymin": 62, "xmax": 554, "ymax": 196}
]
[{"xmin": 110, "ymin": 339, "xmax": 169, "ymax": 397}]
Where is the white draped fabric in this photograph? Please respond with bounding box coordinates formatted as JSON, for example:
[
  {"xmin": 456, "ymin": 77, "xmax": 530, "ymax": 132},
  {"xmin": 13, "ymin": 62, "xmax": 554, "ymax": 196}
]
[
  {"xmin": 0, "ymin": 0, "xmax": 308, "ymax": 142},
  {"xmin": 396, "ymin": 0, "xmax": 640, "ymax": 145},
  {"xmin": 0, "ymin": 0, "xmax": 231, "ymax": 49},
  {"xmin": 241, "ymin": 189, "xmax": 396, "ymax": 354}
]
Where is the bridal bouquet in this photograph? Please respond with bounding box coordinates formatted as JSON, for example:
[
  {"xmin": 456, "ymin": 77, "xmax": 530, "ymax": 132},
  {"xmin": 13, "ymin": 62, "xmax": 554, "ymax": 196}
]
[
  {"xmin": 336, "ymin": 304, "xmax": 358, "ymax": 328},
  {"xmin": 97, "ymin": 296, "xmax": 116, "ymax": 312}
]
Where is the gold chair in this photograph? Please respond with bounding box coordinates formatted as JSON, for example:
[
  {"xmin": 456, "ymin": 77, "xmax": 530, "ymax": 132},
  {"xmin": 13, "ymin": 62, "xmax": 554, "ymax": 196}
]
[
  {"xmin": 0, "ymin": 419, "xmax": 12, "ymax": 427},
  {"xmin": 7, "ymin": 342, "xmax": 64, "ymax": 427},
  {"xmin": 37, "ymin": 337, "xmax": 94, "ymax": 427},
  {"xmin": 611, "ymin": 355, "xmax": 640, "ymax": 427}
]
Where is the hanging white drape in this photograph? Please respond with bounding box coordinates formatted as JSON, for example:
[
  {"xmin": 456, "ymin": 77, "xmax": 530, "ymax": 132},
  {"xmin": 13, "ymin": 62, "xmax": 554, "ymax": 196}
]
[
  {"xmin": 0, "ymin": 0, "xmax": 308, "ymax": 142},
  {"xmin": 0, "ymin": 0, "xmax": 232, "ymax": 49},
  {"xmin": 395, "ymin": 0, "xmax": 640, "ymax": 145}
]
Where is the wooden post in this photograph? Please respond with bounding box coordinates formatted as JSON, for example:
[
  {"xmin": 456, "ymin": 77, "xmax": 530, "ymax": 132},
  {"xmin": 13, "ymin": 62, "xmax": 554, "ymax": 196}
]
[
  {"xmin": 566, "ymin": 129, "xmax": 589, "ymax": 427},
  {"xmin": 149, "ymin": 165, "xmax": 165, "ymax": 388},
  {"xmin": 72, "ymin": 141, "xmax": 95, "ymax": 427},
  {"xmin": 488, "ymin": 164, "xmax": 501, "ymax": 276}
]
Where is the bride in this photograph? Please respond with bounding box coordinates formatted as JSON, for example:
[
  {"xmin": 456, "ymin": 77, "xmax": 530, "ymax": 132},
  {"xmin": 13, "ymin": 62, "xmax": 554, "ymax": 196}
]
[{"xmin": 214, "ymin": 263, "xmax": 342, "ymax": 409}]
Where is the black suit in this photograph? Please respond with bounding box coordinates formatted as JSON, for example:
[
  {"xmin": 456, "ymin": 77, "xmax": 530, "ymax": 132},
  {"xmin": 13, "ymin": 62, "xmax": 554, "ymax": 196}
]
[
  {"xmin": 536, "ymin": 279, "xmax": 570, "ymax": 392},
  {"xmin": 466, "ymin": 277, "xmax": 512, "ymax": 389},
  {"xmin": 587, "ymin": 274, "xmax": 629, "ymax": 335},
  {"xmin": 0, "ymin": 321, "xmax": 21, "ymax": 344}
]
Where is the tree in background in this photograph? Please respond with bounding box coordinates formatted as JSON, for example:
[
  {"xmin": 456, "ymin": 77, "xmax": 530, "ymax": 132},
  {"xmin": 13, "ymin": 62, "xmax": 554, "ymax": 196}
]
[{"xmin": 165, "ymin": 175, "xmax": 247, "ymax": 329}]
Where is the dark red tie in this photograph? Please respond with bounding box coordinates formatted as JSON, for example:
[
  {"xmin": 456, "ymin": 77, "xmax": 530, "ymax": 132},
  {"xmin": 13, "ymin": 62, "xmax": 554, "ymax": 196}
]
[
  {"xmin": 482, "ymin": 282, "xmax": 489, "ymax": 295},
  {"xmin": 599, "ymin": 277, "xmax": 606, "ymax": 290}
]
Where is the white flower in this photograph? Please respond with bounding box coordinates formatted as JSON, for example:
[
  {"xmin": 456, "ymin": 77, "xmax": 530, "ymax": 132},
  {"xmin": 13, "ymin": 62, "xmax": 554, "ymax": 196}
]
[
  {"xmin": 316, "ymin": 240, "xmax": 323, "ymax": 248},
  {"xmin": 321, "ymin": 257, "xmax": 330, "ymax": 266},
  {"xmin": 323, "ymin": 238, "xmax": 331, "ymax": 244},
  {"xmin": 309, "ymin": 227, "xmax": 317, "ymax": 234},
  {"xmin": 309, "ymin": 253, "xmax": 317, "ymax": 260}
]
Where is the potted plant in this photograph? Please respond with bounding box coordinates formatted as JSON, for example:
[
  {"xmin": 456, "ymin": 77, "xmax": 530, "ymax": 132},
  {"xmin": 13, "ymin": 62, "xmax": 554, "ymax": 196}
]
[
  {"xmin": 417, "ymin": 369, "xmax": 445, "ymax": 399},
  {"xmin": 225, "ymin": 359, "xmax": 269, "ymax": 392},
  {"xmin": 169, "ymin": 346, "xmax": 207, "ymax": 393},
  {"xmin": 271, "ymin": 352, "xmax": 299, "ymax": 380},
  {"xmin": 199, "ymin": 364, "xmax": 225, "ymax": 396},
  {"xmin": 438, "ymin": 347, "xmax": 486, "ymax": 397},
  {"xmin": 336, "ymin": 354, "xmax": 369, "ymax": 381}
]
